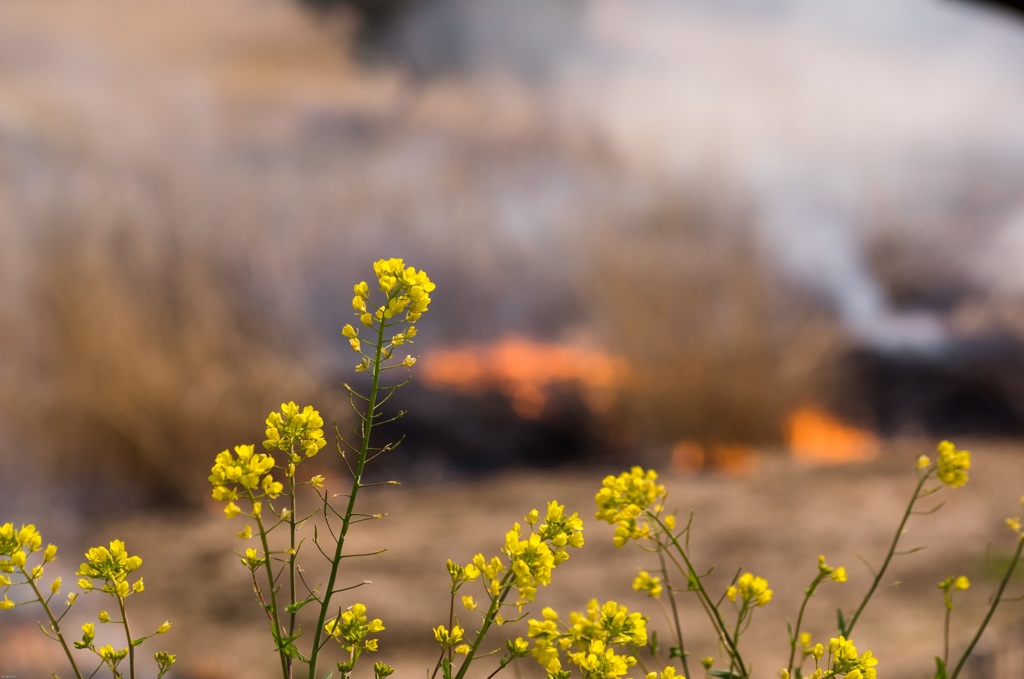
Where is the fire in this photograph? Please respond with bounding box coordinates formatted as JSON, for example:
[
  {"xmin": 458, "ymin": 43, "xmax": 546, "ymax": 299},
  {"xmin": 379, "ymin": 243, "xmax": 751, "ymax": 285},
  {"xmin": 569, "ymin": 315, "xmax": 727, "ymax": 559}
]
[
  {"xmin": 419, "ymin": 335, "xmax": 627, "ymax": 418},
  {"xmin": 671, "ymin": 441, "xmax": 758, "ymax": 475},
  {"xmin": 786, "ymin": 406, "xmax": 879, "ymax": 464}
]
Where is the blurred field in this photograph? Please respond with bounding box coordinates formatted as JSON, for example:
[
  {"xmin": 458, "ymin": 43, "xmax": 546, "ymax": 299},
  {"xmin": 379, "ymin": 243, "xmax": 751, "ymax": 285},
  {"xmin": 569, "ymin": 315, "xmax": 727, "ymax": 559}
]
[
  {"xmin": 4, "ymin": 439, "xmax": 1024, "ymax": 677},
  {"xmin": 3, "ymin": 0, "xmax": 1024, "ymax": 675}
]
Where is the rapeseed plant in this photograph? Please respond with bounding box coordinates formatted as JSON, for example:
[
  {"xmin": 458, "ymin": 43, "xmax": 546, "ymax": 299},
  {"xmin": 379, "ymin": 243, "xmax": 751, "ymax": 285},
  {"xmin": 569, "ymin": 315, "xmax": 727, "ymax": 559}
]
[
  {"xmin": 4, "ymin": 259, "xmax": 1024, "ymax": 679},
  {"xmin": 0, "ymin": 524, "xmax": 174, "ymax": 678}
]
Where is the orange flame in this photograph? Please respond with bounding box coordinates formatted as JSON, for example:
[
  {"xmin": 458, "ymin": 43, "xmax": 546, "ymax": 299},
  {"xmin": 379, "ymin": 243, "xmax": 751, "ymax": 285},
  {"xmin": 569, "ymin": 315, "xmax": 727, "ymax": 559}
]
[
  {"xmin": 419, "ymin": 335, "xmax": 627, "ymax": 418},
  {"xmin": 672, "ymin": 440, "xmax": 758, "ymax": 476},
  {"xmin": 786, "ymin": 406, "xmax": 879, "ymax": 464}
]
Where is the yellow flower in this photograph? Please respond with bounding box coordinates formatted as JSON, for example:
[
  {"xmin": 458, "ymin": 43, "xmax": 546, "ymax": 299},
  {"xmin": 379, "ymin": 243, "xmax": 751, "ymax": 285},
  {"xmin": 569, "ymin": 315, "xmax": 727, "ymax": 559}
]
[
  {"xmin": 237, "ymin": 525, "xmax": 252, "ymax": 539},
  {"xmin": 43, "ymin": 544, "xmax": 58, "ymax": 562},
  {"xmin": 224, "ymin": 502, "xmax": 241, "ymax": 519},
  {"xmin": 935, "ymin": 440, "xmax": 970, "ymax": 488},
  {"xmin": 51, "ymin": 576, "xmax": 62, "ymax": 594},
  {"xmin": 632, "ymin": 570, "xmax": 663, "ymax": 598},
  {"xmin": 157, "ymin": 620, "xmax": 172, "ymax": 634},
  {"xmin": 0, "ymin": 596, "xmax": 14, "ymax": 610},
  {"xmin": 730, "ymin": 572, "xmax": 772, "ymax": 607}
]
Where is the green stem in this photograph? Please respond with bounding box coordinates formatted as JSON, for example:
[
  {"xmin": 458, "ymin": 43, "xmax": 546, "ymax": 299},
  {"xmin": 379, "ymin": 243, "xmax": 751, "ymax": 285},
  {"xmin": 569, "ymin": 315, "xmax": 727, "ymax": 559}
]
[
  {"xmin": 24, "ymin": 571, "xmax": 85, "ymax": 679},
  {"xmin": 846, "ymin": 468, "xmax": 933, "ymax": 636},
  {"xmin": 452, "ymin": 571, "xmax": 517, "ymax": 679},
  {"xmin": 787, "ymin": 574, "xmax": 826, "ymax": 675},
  {"xmin": 253, "ymin": 497, "xmax": 290, "ymax": 679},
  {"xmin": 288, "ymin": 469, "xmax": 298, "ymax": 679},
  {"xmin": 308, "ymin": 313, "xmax": 389, "ymax": 679},
  {"xmin": 949, "ymin": 535, "xmax": 1024, "ymax": 679},
  {"xmin": 656, "ymin": 548, "xmax": 692, "ymax": 679},
  {"xmin": 652, "ymin": 513, "xmax": 747, "ymax": 678},
  {"xmin": 117, "ymin": 594, "xmax": 135, "ymax": 679}
]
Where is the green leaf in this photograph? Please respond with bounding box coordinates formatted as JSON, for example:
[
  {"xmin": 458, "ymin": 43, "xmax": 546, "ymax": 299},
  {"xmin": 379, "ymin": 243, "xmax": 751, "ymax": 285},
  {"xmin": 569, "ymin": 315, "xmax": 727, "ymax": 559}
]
[
  {"xmin": 131, "ymin": 637, "xmax": 145, "ymax": 647},
  {"xmin": 669, "ymin": 645, "xmax": 684, "ymax": 659},
  {"xmin": 286, "ymin": 595, "xmax": 317, "ymax": 614},
  {"xmin": 709, "ymin": 671, "xmax": 743, "ymax": 679},
  {"xmin": 836, "ymin": 608, "xmax": 848, "ymax": 637},
  {"xmin": 322, "ymin": 671, "xmax": 334, "ymax": 679},
  {"xmin": 648, "ymin": 630, "xmax": 659, "ymax": 655},
  {"xmin": 934, "ymin": 656, "xmax": 948, "ymax": 679}
]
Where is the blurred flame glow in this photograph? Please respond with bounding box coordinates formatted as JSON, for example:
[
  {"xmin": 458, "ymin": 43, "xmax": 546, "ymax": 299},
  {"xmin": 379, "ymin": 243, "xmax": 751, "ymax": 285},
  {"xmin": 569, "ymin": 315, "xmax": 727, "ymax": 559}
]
[
  {"xmin": 786, "ymin": 406, "xmax": 879, "ymax": 464},
  {"xmin": 419, "ymin": 335, "xmax": 627, "ymax": 418}
]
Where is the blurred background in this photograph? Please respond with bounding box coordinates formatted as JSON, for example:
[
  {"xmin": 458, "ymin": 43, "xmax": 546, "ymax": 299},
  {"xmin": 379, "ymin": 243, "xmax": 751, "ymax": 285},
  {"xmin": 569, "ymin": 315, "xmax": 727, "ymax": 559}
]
[{"xmin": 4, "ymin": 0, "xmax": 1024, "ymax": 676}]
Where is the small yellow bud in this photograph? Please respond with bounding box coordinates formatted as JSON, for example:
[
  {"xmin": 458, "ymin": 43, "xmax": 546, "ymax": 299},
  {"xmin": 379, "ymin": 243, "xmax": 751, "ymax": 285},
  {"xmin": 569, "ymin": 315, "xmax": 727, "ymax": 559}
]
[
  {"xmin": 157, "ymin": 620, "xmax": 172, "ymax": 634},
  {"xmin": 702, "ymin": 656, "xmax": 714, "ymax": 669},
  {"xmin": 11, "ymin": 551, "xmax": 25, "ymax": 568},
  {"xmin": 342, "ymin": 324, "xmax": 357, "ymax": 339},
  {"xmin": 916, "ymin": 454, "xmax": 931, "ymax": 469},
  {"xmin": 132, "ymin": 578, "xmax": 144, "ymax": 593},
  {"xmin": 954, "ymin": 576, "xmax": 970, "ymax": 590},
  {"xmin": 0, "ymin": 596, "xmax": 14, "ymax": 610},
  {"xmin": 237, "ymin": 525, "xmax": 253, "ymax": 539},
  {"xmin": 99, "ymin": 610, "xmax": 110, "ymax": 622},
  {"xmin": 224, "ymin": 502, "xmax": 241, "ymax": 519},
  {"xmin": 51, "ymin": 577, "xmax": 62, "ymax": 594},
  {"xmin": 44, "ymin": 544, "xmax": 58, "ymax": 562}
]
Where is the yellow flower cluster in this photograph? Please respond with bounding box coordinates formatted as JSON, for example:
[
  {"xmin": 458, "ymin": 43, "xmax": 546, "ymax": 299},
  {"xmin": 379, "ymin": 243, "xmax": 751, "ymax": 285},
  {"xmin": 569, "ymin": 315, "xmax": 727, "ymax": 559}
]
[
  {"xmin": 76, "ymin": 540, "xmax": 144, "ymax": 598},
  {"xmin": 208, "ymin": 444, "xmax": 280, "ymax": 520},
  {"xmin": 826, "ymin": 636, "xmax": 878, "ymax": 679},
  {"xmin": 263, "ymin": 401, "xmax": 327, "ymax": 460},
  {"xmin": 457, "ymin": 502, "xmax": 584, "ymax": 611},
  {"xmin": 933, "ymin": 440, "xmax": 971, "ymax": 488},
  {"xmin": 0, "ymin": 523, "xmax": 58, "ymax": 610},
  {"xmin": 631, "ymin": 570, "xmax": 662, "ymax": 598},
  {"xmin": 433, "ymin": 623, "xmax": 470, "ymax": 654},
  {"xmin": 783, "ymin": 636, "xmax": 877, "ymax": 679},
  {"xmin": 324, "ymin": 603, "xmax": 385, "ymax": 656},
  {"xmin": 345, "ymin": 259, "xmax": 434, "ymax": 372},
  {"xmin": 595, "ymin": 467, "xmax": 672, "ymax": 547},
  {"xmin": 726, "ymin": 572, "xmax": 773, "ymax": 608},
  {"xmin": 528, "ymin": 600, "xmax": 648, "ymax": 679},
  {"xmin": 817, "ymin": 555, "xmax": 847, "ymax": 583}
]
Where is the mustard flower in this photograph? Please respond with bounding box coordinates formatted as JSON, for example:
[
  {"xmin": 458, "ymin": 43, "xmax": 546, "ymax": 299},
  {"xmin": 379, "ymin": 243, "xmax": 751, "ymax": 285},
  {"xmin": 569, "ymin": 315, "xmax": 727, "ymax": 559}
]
[
  {"xmin": 935, "ymin": 440, "xmax": 970, "ymax": 488},
  {"xmin": 827, "ymin": 636, "xmax": 878, "ymax": 679},
  {"xmin": 263, "ymin": 402, "xmax": 327, "ymax": 459},
  {"xmin": 727, "ymin": 572, "xmax": 772, "ymax": 607},
  {"xmin": 595, "ymin": 467, "xmax": 668, "ymax": 547},
  {"xmin": 325, "ymin": 603, "xmax": 384, "ymax": 656},
  {"xmin": 818, "ymin": 555, "xmax": 847, "ymax": 583},
  {"xmin": 77, "ymin": 540, "xmax": 143, "ymax": 597},
  {"xmin": 939, "ymin": 575, "xmax": 971, "ymax": 610},
  {"xmin": 632, "ymin": 570, "xmax": 663, "ymax": 598}
]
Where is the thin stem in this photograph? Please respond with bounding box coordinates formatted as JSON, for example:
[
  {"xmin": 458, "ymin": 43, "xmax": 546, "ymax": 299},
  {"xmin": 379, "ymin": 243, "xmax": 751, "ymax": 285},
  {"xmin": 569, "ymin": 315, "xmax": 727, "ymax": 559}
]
[
  {"xmin": 117, "ymin": 594, "xmax": 135, "ymax": 679},
  {"xmin": 943, "ymin": 605, "xmax": 951, "ymax": 669},
  {"xmin": 24, "ymin": 572, "xmax": 85, "ymax": 679},
  {"xmin": 288, "ymin": 469, "xmax": 298, "ymax": 679},
  {"xmin": 787, "ymin": 574, "xmax": 826, "ymax": 675},
  {"xmin": 308, "ymin": 313, "xmax": 389, "ymax": 679},
  {"xmin": 253, "ymin": 498, "xmax": 290, "ymax": 679},
  {"xmin": 949, "ymin": 535, "xmax": 1024, "ymax": 679},
  {"xmin": 656, "ymin": 548, "xmax": 692, "ymax": 679},
  {"xmin": 651, "ymin": 513, "xmax": 747, "ymax": 678},
  {"xmin": 845, "ymin": 469, "xmax": 934, "ymax": 636},
  {"xmin": 453, "ymin": 571, "xmax": 517, "ymax": 679}
]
